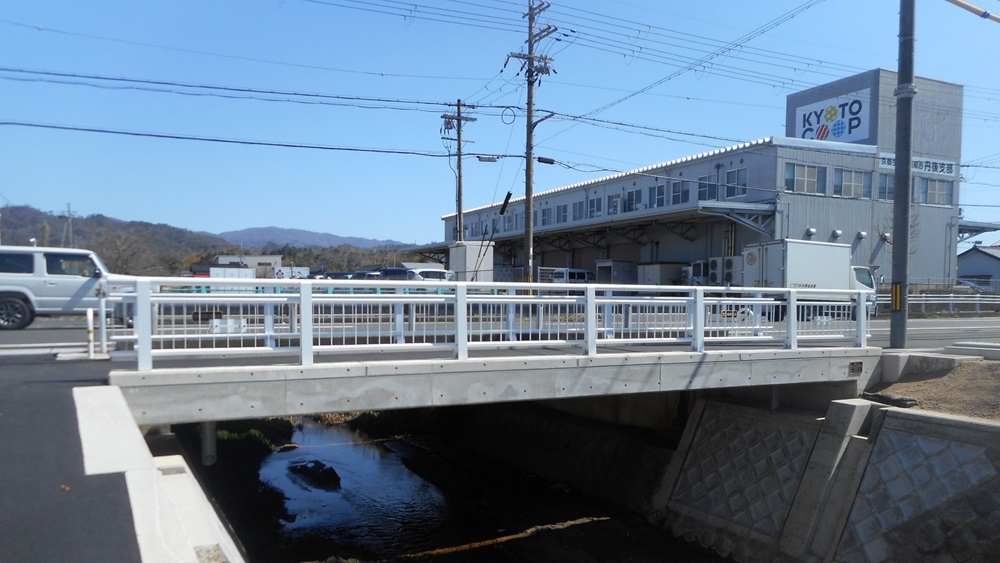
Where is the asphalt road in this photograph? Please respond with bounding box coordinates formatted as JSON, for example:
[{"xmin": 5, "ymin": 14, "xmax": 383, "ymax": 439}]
[
  {"xmin": 5, "ymin": 314, "xmax": 999, "ymax": 355},
  {"xmin": 0, "ymin": 348, "xmax": 141, "ymax": 562}
]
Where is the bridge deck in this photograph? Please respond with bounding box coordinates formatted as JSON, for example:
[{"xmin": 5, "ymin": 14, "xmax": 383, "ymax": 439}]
[{"xmin": 110, "ymin": 344, "xmax": 882, "ymax": 425}]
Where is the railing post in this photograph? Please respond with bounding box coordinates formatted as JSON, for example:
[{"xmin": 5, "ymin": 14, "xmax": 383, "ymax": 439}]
[
  {"xmin": 455, "ymin": 284, "xmax": 468, "ymax": 360},
  {"xmin": 505, "ymin": 288, "xmax": 517, "ymax": 342},
  {"xmin": 299, "ymin": 281, "xmax": 314, "ymax": 366},
  {"xmin": 786, "ymin": 290, "xmax": 798, "ymax": 349},
  {"xmin": 753, "ymin": 291, "xmax": 764, "ymax": 336},
  {"xmin": 86, "ymin": 308, "xmax": 95, "ymax": 359},
  {"xmin": 855, "ymin": 292, "xmax": 868, "ymax": 347},
  {"xmin": 394, "ymin": 287, "xmax": 406, "ymax": 344},
  {"xmin": 602, "ymin": 289, "xmax": 614, "ymax": 339},
  {"xmin": 98, "ymin": 295, "xmax": 108, "ymax": 354},
  {"xmin": 136, "ymin": 278, "xmax": 153, "ymax": 371},
  {"xmin": 585, "ymin": 285, "xmax": 597, "ymax": 356},
  {"xmin": 263, "ymin": 286, "xmax": 275, "ymax": 348},
  {"xmin": 691, "ymin": 287, "xmax": 705, "ymax": 352}
]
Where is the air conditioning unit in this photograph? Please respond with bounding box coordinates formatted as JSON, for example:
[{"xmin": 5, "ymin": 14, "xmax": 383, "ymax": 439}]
[
  {"xmin": 708, "ymin": 257, "xmax": 724, "ymax": 285},
  {"xmin": 723, "ymin": 255, "xmax": 742, "ymax": 285},
  {"xmin": 689, "ymin": 261, "xmax": 708, "ymax": 285}
]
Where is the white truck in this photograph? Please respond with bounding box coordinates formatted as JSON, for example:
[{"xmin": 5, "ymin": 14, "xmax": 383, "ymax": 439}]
[{"xmin": 740, "ymin": 239, "xmax": 877, "ymax": 319}]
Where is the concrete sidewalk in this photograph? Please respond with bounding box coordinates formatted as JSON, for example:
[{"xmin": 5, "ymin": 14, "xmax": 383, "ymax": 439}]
[{"xmin": 0, "ymin": 353, "xmax": 242, "ymax": 562}]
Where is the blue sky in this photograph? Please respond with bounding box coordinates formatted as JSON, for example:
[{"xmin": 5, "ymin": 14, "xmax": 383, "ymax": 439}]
[{"xmin": 2, "ymin": 0, "xmax": 998, "ymax": 248}]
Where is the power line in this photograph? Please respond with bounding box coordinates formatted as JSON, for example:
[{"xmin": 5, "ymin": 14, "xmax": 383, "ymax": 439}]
[
  {"xmin": 0, "ymin": 67, "xmax": 456, "ymax": 113},
  {"xmin": 0, "ymin": 18, "xmax": 492, "ymax": 83},
  {"xmin": 0, "ymin": 120, "xmax": 511, "ymax": 158}
]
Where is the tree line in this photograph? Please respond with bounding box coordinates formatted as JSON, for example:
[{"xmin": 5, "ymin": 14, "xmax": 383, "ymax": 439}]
[{"xmin": 1, "ymin": 205, "xmax": 421, "ymax": 276}]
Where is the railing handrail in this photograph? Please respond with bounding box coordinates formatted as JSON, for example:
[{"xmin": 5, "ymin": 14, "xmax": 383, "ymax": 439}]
[{"xmin": 102, "ymin": 276, "xmax": 873, "ymax": 371}]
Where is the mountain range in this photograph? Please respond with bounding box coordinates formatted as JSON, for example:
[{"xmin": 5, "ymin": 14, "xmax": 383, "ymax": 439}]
[
  {"xmin": 215, "ymin": 227, "xmax": 405, "ymax": 249},
  {"xmin": 2, "ymin": 206, "xmax": 406, "ymax": 250}
]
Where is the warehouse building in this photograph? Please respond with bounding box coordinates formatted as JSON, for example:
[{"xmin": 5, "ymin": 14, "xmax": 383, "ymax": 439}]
[{"xmin": 418, "ymin": 68, "xmax": 995, "ymax": 285}]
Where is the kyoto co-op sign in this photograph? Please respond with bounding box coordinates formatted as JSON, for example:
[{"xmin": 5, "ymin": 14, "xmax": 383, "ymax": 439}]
[{"xmin": 795, "ymin": 88, "xmax": 870, "ymax": 143}]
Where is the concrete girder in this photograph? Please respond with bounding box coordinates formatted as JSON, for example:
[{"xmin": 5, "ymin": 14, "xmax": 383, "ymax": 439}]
[{"xmin": 109, "ymin": 347, "xmax": 882, "ymax": 426}]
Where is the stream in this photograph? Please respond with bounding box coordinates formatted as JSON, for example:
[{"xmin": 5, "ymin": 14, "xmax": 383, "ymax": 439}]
[{"xmin": 241, "ymin": 418, "xmax": 725, "ymax": 563}]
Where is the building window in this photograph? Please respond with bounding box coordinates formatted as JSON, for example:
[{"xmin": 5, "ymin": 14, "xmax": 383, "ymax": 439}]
[
  {"xmin": 784, "ymin": 163, "xmax": 826, "ymax": 195},
  {"xmin": 833, "ymin": 169, "xmax": 872, "ymax": 199},
  {"xmin": 540, "ymin": 207, "xmax": 552, "ymax": 226},
  {"xmin": 726, "ymin": 168, "xmax": 748, "ymax": 198},
  {"xmin": 572, "ymin": 201, "xmax": 585, "ymax": 221},
  {"xmin": 556, "ymin": 204, "xmax": 568, "ymax": 224},
  {"xmin": 607, "ymin": 194, "xmax": 621, "ymax": 215},
  {"xmin": 648, "ymin": 184, "xmax": 666, "ymax": 208},
  {"xmin": 698, "ymin": 174, "xmax": 717, "ymax": 201},
  {"xmin": 878, "ymin": 173, "xmax": 894, "ymax": 201},
  {"xmin": 504, "ymin": 214, "xmax": 513, "ymax": 231},
  {"xmin": 515, "ymin": 212, "xmax": 524, "ymax": 230},
  {"xmin": 588, "ymin": 196, "xmax": 603, "ymax": 218},
  {"xmin": 915, "ymin": 177, "xmax": 953, "ymax": 205},
  {"xmin": 492, "ymin": 217, "xmax": 501, "ymax": 233},
  {"xmin": 624, "ymin": 189, "xmax": 643, "ymax": 212},
  {"xmin": 671, "ymin": 180, "xmax": 690, "ymax": 205}
]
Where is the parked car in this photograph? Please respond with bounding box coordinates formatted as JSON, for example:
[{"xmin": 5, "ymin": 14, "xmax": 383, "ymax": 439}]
[
  {"xmin": 378, "ymin": 267, "xmax": 410, "ymax": 280},
  {"xmin": 407, "ymin": 269, "xmax": 456, "ymax": 281},
  {"xmin": 0, "ymin": 246, "xmax": 127, "ymax": 329}
]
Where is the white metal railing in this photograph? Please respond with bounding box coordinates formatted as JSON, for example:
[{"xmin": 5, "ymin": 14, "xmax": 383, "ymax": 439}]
[
  {"xmin": 97, "ymin": 275, "xmax": 872, "ymax": 370},
  {"xmin": 875, "ymin": 292, "xmax": 1000, "ymax": 314}
]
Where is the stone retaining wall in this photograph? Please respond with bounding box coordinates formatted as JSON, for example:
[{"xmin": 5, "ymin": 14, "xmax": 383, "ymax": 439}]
[{"xmin": 654, "ymin": 398, "xmax": 1000, "ymax": 562}]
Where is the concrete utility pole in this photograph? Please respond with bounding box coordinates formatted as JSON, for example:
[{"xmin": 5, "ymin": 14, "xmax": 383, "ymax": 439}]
[
  {"xmin": 441, "ymin": 100, "xmax": 476, "ymax": 242},
  {"xmin": 510, "ymin": 0, "xmax": 555, "ymax": 282},
  {"xmin": 890, "ymin": 0, "xmax": 916, "ymax": 349}
]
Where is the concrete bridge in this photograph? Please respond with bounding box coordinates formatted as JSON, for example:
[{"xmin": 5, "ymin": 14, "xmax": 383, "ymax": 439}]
[
  {"xmin": 71, "ymin": 276, "xmax": 1000, "ymax": 561},
  {"xmin": 102, "ymin": 276, "xmax": 878, "ymax": 425}
]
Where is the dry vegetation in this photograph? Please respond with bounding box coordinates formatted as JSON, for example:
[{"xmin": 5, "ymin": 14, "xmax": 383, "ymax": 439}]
[{"xmin": 871, "ymin": 359, "xmax": 1000, "ymax": 422}]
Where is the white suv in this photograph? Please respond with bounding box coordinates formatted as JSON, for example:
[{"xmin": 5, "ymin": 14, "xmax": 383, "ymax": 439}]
[{"xmin": 0, "ymin": 246, "xmax": 114, "ymax": 329}]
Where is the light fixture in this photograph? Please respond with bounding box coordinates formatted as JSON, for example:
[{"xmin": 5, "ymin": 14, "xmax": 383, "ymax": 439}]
[
  {"xmin": 858, "ymin": 231, "xmax": 868, "ymax": 239},
  {"xmin": 881, "ymin": 232, "xmax": 892, "ymax": 241},
  {"xmin": 832, "ymin": 229, "xmax": 843, "ymax": 238},
  {"xmin": 805, "ymin": 227, "xmax": 817, "ymax": 237}
]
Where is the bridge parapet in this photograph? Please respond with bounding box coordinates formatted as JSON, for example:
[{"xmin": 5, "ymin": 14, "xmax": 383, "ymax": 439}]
[{"xmin": 99, "ymin": 276, "xmax": 872, "ymax": 370}]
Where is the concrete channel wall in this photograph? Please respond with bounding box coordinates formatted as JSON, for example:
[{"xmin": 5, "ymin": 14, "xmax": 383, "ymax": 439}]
[{"xmin": 653, "ymin": 398, "xmax": 1000, "ymax": 562}]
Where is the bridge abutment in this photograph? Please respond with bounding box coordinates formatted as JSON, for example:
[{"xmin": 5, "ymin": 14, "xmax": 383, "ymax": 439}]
[{"xmin": 653, "ymin": 397, "xmax": 1000, "ymax": 562}]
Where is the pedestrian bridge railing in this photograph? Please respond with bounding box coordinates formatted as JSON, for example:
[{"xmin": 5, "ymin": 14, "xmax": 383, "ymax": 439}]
[{"xmin": 99, "ymin": 276, "xmax": 871, "ymax": 370}]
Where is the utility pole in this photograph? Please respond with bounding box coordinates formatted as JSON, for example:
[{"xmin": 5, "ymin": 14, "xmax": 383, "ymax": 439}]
[
  {"xmin": 441, "ymin": 100, "xmax": 476, "ymax": 242},
  {"xmin": 509, "ymin": 0, "xmax": 555, "ymax": 282},
  {"xmin": 61, "ymin": 203, "xmax": 75, "ymax": 247},
  {"xmin": 890, "ymin": 0, "xmax": 916, "ymax": 348}
]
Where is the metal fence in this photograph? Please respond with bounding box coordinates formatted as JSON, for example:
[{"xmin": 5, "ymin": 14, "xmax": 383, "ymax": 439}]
[
  {"xmin": 874, "ymin": 293, "xmax": 1000, "ymax": 315},
  {"xmin": 98, "ymin": 275, "xmax": 872, "ymax": 370}
]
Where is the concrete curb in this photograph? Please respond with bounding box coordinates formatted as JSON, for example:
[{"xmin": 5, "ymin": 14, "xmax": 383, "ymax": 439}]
[
  {"xmin": 945, "ymin": 342, "xmax": 1000, "ymax": 360},
  {"xmin": 74, "ymin": 386, "xmax": 245, "ymax": 563},
  {"xmin": 879, "ymin": 350, "xmax": 981, "ymax": 384}
]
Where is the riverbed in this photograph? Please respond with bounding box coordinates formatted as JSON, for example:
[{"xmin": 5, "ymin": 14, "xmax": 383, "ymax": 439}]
[{"xmin": 181, "ymin": 412, "xmax": 726, "ymax": 562}]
